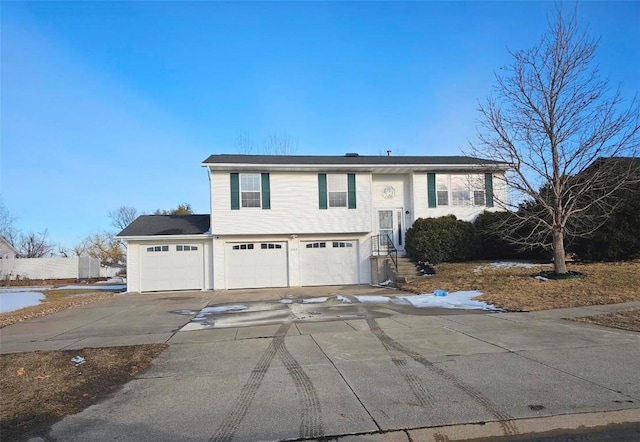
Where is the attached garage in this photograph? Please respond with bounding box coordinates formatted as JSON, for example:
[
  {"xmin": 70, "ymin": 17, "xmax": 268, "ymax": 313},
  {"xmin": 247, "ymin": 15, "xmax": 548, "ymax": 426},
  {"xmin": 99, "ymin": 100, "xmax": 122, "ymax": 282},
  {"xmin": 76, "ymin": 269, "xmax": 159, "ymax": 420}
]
[
  {"xmin": 300, "ymin": 240, "xmax": 359, "ymax": 286},
  {"xmin": 139, "ymin": 243, "xmax": 204, "ymax": 292},
  {"xmin": 226, "ymin": 242, "xmax": 288, "ymax": 289}
]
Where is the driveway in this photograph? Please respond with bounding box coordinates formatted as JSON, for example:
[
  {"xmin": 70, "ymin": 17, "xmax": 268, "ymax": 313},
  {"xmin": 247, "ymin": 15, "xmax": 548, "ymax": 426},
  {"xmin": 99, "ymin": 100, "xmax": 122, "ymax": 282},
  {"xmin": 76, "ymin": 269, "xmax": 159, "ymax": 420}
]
[{"xmin": 2, "ymin": 286, "xmax": 639, "ymax": 441}]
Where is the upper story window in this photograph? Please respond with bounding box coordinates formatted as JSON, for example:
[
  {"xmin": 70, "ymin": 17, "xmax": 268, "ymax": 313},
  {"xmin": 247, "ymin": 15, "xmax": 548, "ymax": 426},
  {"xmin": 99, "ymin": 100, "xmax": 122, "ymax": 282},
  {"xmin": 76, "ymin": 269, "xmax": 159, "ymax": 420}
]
[
  {"xmin": 241, "ymin": 174, "xmax": 261, "ymax": 208},
  {"xmin": 318, "ymin": 173, "xmax": 356, "ymax": 209},
  {"xmin": 230, "ymin": 173, "xmax": 270, "ymax": 210},
  {"xmin": 328, "ymin": 174, "xmax": 347, "ymax": 207},
  {"xmin": 428, "ymin": 173, "xmax": 493, "ymax": 208}
]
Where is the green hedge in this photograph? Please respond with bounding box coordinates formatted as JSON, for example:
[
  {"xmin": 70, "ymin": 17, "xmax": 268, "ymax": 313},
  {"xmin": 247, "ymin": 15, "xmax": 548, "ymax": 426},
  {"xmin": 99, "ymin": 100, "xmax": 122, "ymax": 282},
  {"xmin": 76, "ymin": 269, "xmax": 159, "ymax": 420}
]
[{"xmin": 405, "ymin": 215, "xmax": 475, "ymax": 264}]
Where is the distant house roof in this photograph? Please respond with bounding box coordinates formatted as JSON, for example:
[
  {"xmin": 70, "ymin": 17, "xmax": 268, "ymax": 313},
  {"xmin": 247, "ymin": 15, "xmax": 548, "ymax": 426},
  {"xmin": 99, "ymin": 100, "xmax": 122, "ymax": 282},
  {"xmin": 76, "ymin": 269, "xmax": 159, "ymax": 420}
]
[
  {"xmin": 202, "ymin": 154, "xmax": 507, "ymax": 167},
  {"xmin": 117, "ymin": 215, "xmax": 210, "ymax": 237},
  {"xmin": 0, "ymin": 236, "xmax": 19, "ymax": 257}
]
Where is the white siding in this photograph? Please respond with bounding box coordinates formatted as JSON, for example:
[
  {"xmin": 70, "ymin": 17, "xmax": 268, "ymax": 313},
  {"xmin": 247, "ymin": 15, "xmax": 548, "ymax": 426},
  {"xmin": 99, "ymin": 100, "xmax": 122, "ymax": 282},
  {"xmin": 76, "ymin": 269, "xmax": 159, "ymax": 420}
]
[
  {"xmin": 210, "ymin": 171, "xmax": 372, "ymax": 235},
  {"xmin": 126, "ymin": 242, "xmax": 140, "ymax": 293}
]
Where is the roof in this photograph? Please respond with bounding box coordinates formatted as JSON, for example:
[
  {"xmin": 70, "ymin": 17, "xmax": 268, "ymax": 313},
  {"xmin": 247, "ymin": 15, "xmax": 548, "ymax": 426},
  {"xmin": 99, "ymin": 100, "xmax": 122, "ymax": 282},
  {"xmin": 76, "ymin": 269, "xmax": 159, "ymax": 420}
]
[
  {"xmin": 117, "ymin": 215, "xmax": 210, "ymax": 237},
  {"xmin": 0, "ymin": 236, "xmax": 18, "ymax": 255},
  {"xmin": 202, "ymin": 154, "xmax": 507, "ymax": 166}
]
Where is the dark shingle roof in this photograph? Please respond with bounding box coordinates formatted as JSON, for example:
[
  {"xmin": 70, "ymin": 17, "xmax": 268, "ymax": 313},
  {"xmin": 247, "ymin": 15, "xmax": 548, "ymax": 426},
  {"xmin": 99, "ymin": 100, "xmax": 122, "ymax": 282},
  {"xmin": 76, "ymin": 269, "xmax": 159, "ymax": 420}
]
[
  {"xmin": 202, "ymin": 154, "xmax": 506, "ymax": 166},
  {"xmin": 117, "ymin": 215, "xmax": 210, "ymax": 237}
]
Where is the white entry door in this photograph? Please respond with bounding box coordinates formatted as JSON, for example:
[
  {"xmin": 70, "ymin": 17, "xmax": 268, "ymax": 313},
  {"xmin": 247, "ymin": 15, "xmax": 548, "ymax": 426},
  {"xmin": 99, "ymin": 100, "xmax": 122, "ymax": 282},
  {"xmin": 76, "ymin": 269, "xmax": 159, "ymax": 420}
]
[{"xmin": 377, "ymin": 209, "xmax": 405, "ymax": 251}]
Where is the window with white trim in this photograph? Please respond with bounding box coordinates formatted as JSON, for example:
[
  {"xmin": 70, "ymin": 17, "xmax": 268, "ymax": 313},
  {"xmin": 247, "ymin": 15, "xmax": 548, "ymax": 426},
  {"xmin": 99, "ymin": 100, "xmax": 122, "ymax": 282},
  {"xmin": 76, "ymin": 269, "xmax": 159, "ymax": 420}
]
[
  {"xmin": 306, "ymin": 242, "xmax": 326, "ymax": 248},
  {"xmin": 240, "ymin": 174, "xmax": 261, "ymax": 208},
  {"xmin": 327, "ymin": 174, "xmax": 347, "ymax": 208},
  {"xmin": 436, "ymin": 175, "xmax": 449, "ymax": 206},
  {"xmin": 260, "ymin": 243, "xmax": 282, "ymax": 249},
  {"xmin": 232, "ymin": 243, "xmax": 255, "ymax": 250},
  {"xmin": 332, "ymin": 241, "xmax": 353, "ymax": 248}
]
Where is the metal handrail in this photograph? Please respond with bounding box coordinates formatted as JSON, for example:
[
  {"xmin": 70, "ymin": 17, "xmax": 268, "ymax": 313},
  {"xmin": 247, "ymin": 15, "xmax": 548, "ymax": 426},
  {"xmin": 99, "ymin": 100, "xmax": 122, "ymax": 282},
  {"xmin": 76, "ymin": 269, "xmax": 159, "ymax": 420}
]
[{"xmin": 371, "ymin": 234, "xmax": 398, "ymax": 272}]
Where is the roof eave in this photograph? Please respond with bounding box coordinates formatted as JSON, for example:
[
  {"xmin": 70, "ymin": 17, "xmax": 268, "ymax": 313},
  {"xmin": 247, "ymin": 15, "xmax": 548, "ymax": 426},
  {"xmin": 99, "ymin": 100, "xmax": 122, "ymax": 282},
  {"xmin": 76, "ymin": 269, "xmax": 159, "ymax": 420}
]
[
  {"xmin": 202, "ymin": 162, "xmax": 511, "ymax": 172},
  {"xmin": 119, "ymin": 233, "xmax": 213, "ymax": 241}
]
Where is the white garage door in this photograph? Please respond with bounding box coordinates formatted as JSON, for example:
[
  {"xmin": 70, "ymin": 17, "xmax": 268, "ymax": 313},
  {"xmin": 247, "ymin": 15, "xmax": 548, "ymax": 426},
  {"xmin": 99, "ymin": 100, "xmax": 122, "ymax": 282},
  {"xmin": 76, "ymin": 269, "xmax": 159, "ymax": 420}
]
[
  {"xmin": 300, "ymin": 240, "xmax": 359, "ymax": 286},
  {"xmin": 140, "ymin": 243, "xmax": 204, "ymax": 292},
  {"xmin": 226, "ymin": 242, "xmax": 288, "ymax": 289}
]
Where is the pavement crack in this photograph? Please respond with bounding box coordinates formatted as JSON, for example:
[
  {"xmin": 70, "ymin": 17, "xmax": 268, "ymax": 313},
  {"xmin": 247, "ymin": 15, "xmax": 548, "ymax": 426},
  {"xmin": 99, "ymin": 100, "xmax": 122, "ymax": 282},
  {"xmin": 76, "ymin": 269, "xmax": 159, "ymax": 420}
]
[{"xmin": 309, "ymin": 334, "xmax": 383, "ymax": 432}]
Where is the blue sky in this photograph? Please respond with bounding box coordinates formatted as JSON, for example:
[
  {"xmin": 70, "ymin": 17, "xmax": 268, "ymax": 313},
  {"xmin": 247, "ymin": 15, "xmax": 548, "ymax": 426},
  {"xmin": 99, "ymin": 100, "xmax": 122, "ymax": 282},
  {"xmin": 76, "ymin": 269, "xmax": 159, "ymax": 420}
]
[{"xmin": 1, "ymin": 1, "xmax": 638, "ymax": 248}]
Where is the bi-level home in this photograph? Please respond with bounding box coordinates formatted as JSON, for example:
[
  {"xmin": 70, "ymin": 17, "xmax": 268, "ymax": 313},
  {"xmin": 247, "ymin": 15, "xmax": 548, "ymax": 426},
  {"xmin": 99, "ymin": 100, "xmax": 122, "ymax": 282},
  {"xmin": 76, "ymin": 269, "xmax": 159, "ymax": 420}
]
[{"xmin": 118, "ymin": 154, "xmax": 508, "ymax": 292}]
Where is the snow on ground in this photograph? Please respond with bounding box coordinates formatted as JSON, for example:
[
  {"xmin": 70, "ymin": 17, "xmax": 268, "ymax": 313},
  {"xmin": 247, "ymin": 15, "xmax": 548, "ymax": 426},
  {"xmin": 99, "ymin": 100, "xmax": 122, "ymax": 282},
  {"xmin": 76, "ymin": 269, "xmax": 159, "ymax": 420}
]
[
  {"xmin": 279, "ymin": 299, "xmax": 294, "ymax": 304},
  {"xmin": 54, "ymin": 285, "xmax": 127, "ymax": 291},
  {"xmin": 0, "ymin": 287, "xmax": 49, "ymax": 293},
  {"xmin": 0, "ymin": 292, "xmax": 46, "ymax": 313},
  {"xmin": 336, "ymin": 295, "xmax": 352, "ymax": 303},
  {"xmin": 354, "ymin": 295, "xmax": 391, "ymax": 304},
  {"xmin": 302, "ymin": 297, "xmax": 328, "ymax": 304},
  {"xmin": 397, "ymin": 290, "xmax": 502, "ymax": 311},
  {"xmin": 474, "ymin": 261, "xmax": 549, "ymax": 273}
]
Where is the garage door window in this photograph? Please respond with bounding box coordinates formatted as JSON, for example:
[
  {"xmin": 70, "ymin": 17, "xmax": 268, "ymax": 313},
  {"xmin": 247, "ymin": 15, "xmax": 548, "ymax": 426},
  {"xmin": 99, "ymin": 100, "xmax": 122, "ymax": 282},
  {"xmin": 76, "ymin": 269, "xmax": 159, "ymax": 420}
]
[
  {"xmin": 176, "ymin": 245, "xmax": 198, "ymax": 251},
  {"xmin": 147, "ymin": 245, "xmax": 169, "ymax": 252},
  {"xmin": 260, "ymin": 243, "xmax": 282, "ymax": 249},
  {"xmin": 333, "ymin": 241, "xmax": 353, "ymax": 248},
  {"xmin": 306, "ymin": 242, "xmax": 326, "ymax": 248},
  {"xmin": 232, "ymin": 243, "xmax": 254, "ymax": 250}
]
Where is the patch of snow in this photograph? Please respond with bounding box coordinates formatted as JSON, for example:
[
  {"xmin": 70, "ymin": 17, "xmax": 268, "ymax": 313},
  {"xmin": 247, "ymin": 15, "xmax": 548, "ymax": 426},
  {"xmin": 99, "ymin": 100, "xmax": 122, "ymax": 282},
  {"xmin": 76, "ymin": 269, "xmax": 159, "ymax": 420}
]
[
  {"xmin": 534, "ymin": 275, "xmax": 549, "ymax": 281},
  {"xmin": 71, "ymin": 356, "xmax": 86, "ymax": 366},
  {"xmin": 355, "ymin": 295, "xmax": 391, "ymax": 304},
  {"xmin": 0, "ymin": 286, "xmax": 49, "ymax": 293},
  {"xmin": 54, "ymin": 285, "xmax": 127, "ymax": 291},
  {"xmin": 279, "ymin": 299, "xmax": 294, "ymax": 304},
  {"xmin": 302, "ymin": 297, "xmax": 328, "ymax": 304},
  {"xmin": 96, "ymin": 277, "xmax": 125, "ymax": 284},
  {"xmin": 377, "ymin": 279, "xmax": 393, "ymax": 286},
  {"xmin": 490, "ymin": 262, "xmax": 546, "ymax": 269},
  {"xmin": 198, "ymin": 305, "xmax": 248, "ymax": 315},
  {"xmin": 397, "ymin": 290, "xmax": 501, "ymax": 311},
  {"xmin": 336, "ymin": 295, "xmax": 352, "ymax": 303},
  {"xmin": 0, "ymin": 292, "xmax": 46, "ymax": 313}
]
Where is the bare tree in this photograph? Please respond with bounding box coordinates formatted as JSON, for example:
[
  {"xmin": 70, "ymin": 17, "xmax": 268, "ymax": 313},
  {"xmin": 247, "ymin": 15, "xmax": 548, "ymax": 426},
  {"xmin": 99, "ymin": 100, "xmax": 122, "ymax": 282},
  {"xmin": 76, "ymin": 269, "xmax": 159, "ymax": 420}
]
[
  {"xmin": 0, "ymin": 199, "xmax": 18, "ymax": 245},
  {"xmin": 468, "ymin": 8, "xmax": 639, "ymax": 274},
  {"xmin": 262, "ymin": 131, "xmax": 298, "ymax": 155},
  {"xmin": 17, "ymin": 230, "xmax": 56, "ymax": 258},
  {"xmin": 108, "ymin": 206, "xmax": 138, "ymax": 231},
  {"xmin": 76, "ymin": 232, "xmax": 125, "ymax": 266},
  {"xmin": 235, "ymin": 131, "xmax": 256, "ymax": 154}
]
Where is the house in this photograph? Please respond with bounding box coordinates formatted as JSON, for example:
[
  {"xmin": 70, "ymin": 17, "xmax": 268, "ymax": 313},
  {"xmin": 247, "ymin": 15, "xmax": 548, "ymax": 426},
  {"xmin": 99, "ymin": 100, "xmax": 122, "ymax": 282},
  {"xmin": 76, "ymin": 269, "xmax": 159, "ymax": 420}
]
[
  {"xmin": 118, "ymin": 154, "xmax": 508, "ymax": 292},
  {"xmin": 0, "ymin": 236, "xmax": 19, "ymax": 260}
]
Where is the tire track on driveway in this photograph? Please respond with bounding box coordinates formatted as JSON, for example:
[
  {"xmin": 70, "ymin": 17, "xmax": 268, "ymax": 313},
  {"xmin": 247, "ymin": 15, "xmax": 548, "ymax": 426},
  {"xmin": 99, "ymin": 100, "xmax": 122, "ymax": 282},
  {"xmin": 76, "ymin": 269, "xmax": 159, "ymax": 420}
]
[
  {"xmin": 209, "ymin": 321, "xmax": 323, "ymax": 441},
  {"xmin": 364, "ymin": 315, "xmax": 519, "ymax": 436}
]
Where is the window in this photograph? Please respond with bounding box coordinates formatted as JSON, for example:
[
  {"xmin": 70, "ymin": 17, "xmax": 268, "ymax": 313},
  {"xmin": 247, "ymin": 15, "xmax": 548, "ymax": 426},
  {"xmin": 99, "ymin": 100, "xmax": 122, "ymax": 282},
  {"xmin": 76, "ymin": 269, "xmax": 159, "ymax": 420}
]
[
  {"xmin": 429, "ymin": 174, "xmax": 490, "ymax": 208},
  {"xmin": 241, "ymin": 174, "xmax": 261, "ymax": 208},
  {"xmin": 260, "ymin": 243, "xmax": 282, "ymax": 249},
  {"xmin": 147, "ymin": 245, "xmax": 169, "ymax": 252},
  {"xmin": 436, "ymin": 175, "xmax": 449, "ymax": 206},
  {"xmin": 231, "ymin": 173, "xmax": 270, "ymax": 210},
  {"xmin": 318, "ymin": 173, "xmax": 356, "ymax": 209},
  {"xmin": 306, "ymin": 242, "xmax": 326, "ymax": 248},
  {"xmin": 328, "ymin": 174, "xmax": 347, "ymax": 207},
  {"xmin": 232, "ymin": 243, "xmax": 254, "ymax": 250},
  {"xmin": 332, "ymin": 241, "xmax": 353, "ymax": 248},
  {"xmin": 176, "ymin": 245, "xmax": 198, "ymax": 251}
]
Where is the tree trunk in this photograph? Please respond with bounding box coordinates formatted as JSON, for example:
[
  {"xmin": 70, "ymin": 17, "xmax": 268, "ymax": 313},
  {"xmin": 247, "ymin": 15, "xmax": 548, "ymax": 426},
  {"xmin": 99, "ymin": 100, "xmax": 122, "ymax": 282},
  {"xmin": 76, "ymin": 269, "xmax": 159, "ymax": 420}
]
[{"xmin": 552, "ymin": 229, "xmax": 568, "ymax": 274}]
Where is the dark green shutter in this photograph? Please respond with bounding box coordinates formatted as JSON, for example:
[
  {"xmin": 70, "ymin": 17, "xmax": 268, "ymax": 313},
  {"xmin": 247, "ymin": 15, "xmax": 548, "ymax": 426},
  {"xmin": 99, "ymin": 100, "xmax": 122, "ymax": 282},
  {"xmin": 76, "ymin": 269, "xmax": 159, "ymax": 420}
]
[
  {"xmin": 230, "ymin": 173, "xmax": 240, "ymax": 210},
  {"xmin": 347, "ymin": 173, "xmax": 356, "ymax": 209},
  {"xmin": 427, "ymin": 173, "xmax": 436, "ymax": 208},
  {"xmin": 318, "ymin": 173, "xmax": 327, "ymax": 209},
  {"xmin": 261, "ymin": 173, "xmax": 270, "ymax": 209},
  {"xmin": 485, "ymin": 173, "xmax": 494, "ymax": 208}
]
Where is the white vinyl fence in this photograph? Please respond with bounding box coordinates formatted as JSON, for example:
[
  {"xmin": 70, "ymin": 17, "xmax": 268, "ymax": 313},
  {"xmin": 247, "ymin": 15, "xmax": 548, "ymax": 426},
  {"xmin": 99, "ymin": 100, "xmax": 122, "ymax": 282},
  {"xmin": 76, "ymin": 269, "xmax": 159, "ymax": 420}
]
[{"xmin": 0, "ymin": 257, "xmax": 104, "ymax": 280}]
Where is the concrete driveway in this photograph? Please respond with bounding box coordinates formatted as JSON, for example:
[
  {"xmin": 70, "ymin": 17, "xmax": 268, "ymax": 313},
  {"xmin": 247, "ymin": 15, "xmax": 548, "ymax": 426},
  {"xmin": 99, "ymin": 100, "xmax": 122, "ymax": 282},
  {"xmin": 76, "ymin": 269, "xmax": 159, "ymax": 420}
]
[{"xmin": 2, "ymin": 286, "xmax": 639, "ymax": 441}]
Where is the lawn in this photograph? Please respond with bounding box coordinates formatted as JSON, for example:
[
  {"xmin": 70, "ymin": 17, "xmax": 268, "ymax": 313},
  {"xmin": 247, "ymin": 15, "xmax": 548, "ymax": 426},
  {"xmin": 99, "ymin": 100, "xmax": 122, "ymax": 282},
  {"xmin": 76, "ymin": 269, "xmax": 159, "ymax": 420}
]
[
  {"xmin": 0, "ymin": 288, "xmax": 122, "ymax": 328},
  {"xmin": 401, "ymin": 260, "xmax": 640, "ymax": 312},
  {"xmin": 0, "ymin": 345, "xmax": 167, "ymax": 441}
]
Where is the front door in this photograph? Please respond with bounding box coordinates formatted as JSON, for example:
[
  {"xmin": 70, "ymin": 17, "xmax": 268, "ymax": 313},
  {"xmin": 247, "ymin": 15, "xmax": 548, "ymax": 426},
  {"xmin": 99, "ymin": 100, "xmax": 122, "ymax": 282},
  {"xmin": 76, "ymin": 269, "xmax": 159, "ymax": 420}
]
[{"xmin": 377, "ymin": 209, "xmax": 404, "ymax": 252}]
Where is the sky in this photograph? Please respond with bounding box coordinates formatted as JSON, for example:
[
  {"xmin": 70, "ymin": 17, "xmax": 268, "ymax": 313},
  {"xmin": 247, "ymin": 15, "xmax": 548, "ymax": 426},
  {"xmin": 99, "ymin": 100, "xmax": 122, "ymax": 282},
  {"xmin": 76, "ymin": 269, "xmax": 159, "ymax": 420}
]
[{"xmin": 1, "ymin": 1, "xmax": 638, "ymax": 249}]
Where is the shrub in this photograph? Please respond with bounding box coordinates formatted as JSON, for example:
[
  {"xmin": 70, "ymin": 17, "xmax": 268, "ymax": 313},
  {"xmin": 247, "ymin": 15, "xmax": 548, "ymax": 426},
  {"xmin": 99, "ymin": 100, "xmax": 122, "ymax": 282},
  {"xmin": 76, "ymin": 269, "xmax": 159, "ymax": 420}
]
[{"xmin": 405, "ymin": 215, "xmax": 475, "ymax": 265}]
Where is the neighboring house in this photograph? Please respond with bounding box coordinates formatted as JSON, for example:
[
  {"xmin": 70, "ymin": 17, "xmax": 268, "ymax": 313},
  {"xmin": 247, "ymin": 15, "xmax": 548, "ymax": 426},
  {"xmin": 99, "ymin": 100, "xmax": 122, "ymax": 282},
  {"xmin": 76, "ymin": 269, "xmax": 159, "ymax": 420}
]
[
  {"xmin": 0, "ymin": 236, "xmax": 19, "ymax": 260},
  {"xmin": 118, "ymin": 154, "xmax": 509, "ymax": 292}
]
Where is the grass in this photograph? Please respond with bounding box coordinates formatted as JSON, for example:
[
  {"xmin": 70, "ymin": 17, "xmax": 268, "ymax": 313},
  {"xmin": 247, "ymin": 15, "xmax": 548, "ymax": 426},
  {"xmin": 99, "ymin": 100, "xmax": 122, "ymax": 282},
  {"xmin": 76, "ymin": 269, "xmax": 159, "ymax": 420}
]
[
  {"xmin": 0, "ymin": 345, "xmax": 167, "ymax": 441},
  {"xmin": 570, "ymin": 308, "xmax": 640, "ymax": 332},
  {"xmin": 1, "ymin": 288, "xmax": 122, "ymax": 328},
  {"xmin": 401, "ymin": 260, "xmax": 640, "ymax": 312}
]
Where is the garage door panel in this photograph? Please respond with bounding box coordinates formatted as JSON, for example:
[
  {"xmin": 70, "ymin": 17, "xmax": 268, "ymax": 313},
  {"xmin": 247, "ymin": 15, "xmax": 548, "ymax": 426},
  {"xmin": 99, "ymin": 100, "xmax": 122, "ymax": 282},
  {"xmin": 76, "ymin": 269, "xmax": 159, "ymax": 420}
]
[
  {"xmin": 226, "ymin": 242, "xmax": 288, "ymax": 289},
  {"xmin": 300, "ymin": 240, "xmax": 358, "ymax": 286},
  {"xmin": 140, "ymin": 244, "xmax": 203, "ymax": 292}
]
